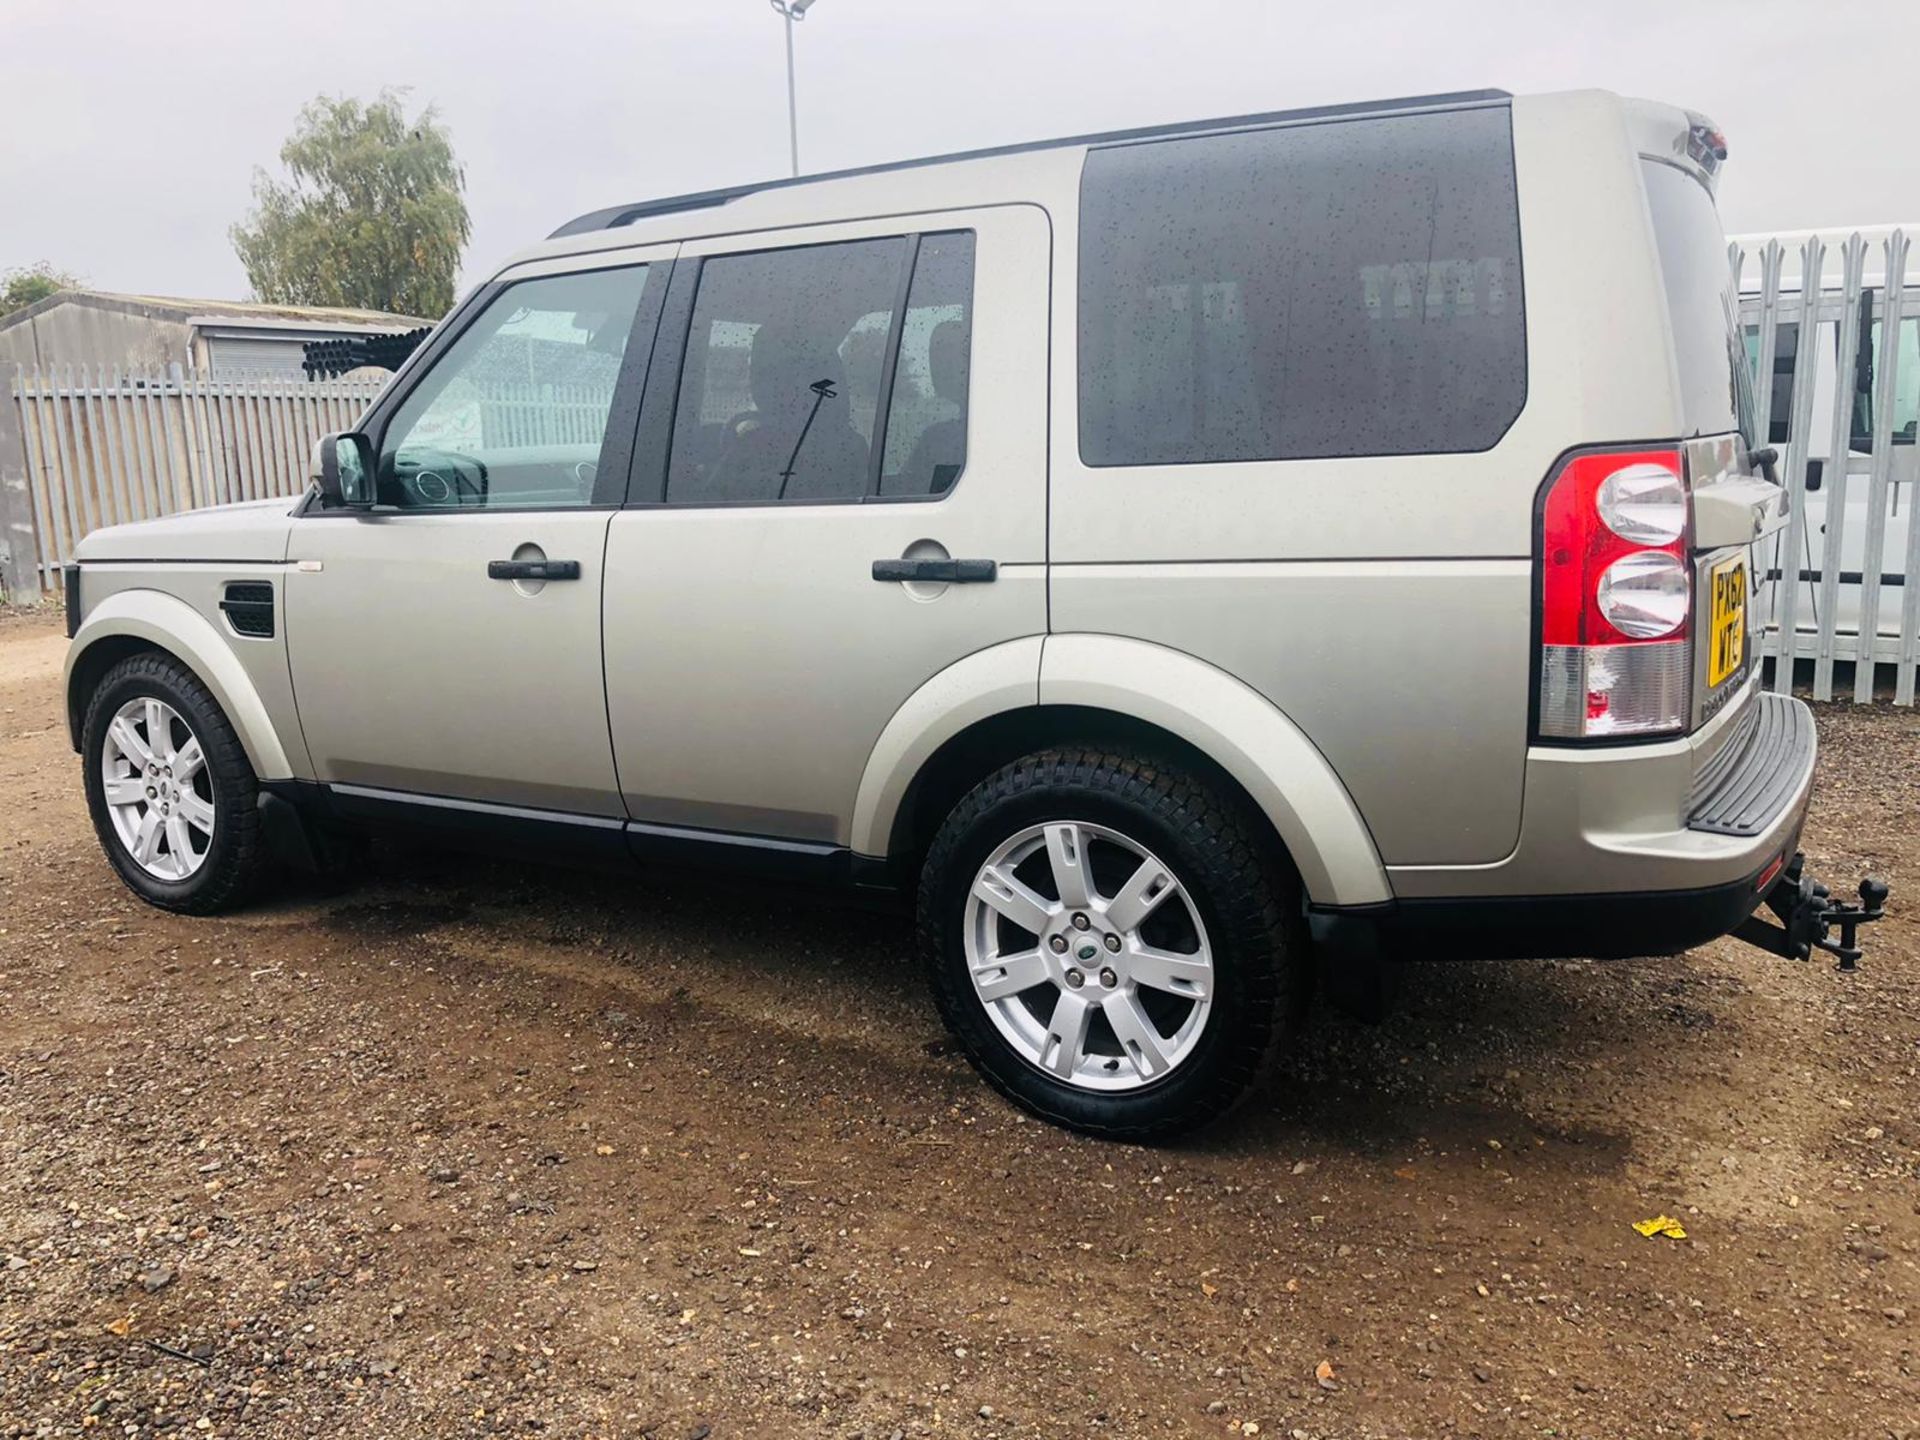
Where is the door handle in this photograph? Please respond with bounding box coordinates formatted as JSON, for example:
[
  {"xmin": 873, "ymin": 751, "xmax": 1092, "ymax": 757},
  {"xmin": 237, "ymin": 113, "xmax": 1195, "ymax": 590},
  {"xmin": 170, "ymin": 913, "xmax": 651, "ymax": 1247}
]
[
  {"xmin": 487, "ymin": 559, "xmax": 581, "ymax": 581},
  {"xmin": 871, "ymin": 558, "xmax": 997, "ymax": 584}
]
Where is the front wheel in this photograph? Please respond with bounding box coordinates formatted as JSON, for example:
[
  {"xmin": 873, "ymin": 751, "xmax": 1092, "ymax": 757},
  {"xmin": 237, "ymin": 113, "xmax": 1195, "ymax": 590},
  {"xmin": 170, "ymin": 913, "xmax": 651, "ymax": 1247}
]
[
  {"xmin": 81, "ymin": 653, "xmax": 271, "ymax": 914},
  {"xmin": 920, "ymin": 749, "xmax": 1309, "ymax": 1141}
]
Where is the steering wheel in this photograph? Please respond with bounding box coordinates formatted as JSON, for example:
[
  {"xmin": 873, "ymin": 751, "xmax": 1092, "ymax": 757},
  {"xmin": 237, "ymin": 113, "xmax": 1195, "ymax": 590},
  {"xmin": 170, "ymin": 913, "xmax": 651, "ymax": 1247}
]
[{"xmin": 397, "ymin": 449, "xmax": 488, "ymax": 507}]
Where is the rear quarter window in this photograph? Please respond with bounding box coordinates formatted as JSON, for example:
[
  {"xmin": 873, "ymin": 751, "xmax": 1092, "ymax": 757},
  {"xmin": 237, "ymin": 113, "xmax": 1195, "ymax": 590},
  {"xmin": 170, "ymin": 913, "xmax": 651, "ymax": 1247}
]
[{"xmin": 1077, "ymin": 105, "xmax": 1527, "ymax": 466}]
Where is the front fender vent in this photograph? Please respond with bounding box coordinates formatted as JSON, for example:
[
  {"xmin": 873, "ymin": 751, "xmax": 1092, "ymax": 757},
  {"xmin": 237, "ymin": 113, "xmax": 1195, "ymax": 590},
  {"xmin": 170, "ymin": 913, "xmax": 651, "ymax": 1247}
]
[{"xmin": 219, "ymin": 581, "xmax": 275, "ymax": 639}]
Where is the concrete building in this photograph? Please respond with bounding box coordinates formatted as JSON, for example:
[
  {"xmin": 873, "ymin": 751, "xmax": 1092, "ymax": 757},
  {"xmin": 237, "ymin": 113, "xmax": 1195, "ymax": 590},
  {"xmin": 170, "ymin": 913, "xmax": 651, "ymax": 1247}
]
[{"xmin": 0, "ymin": 290, "xmax": 431, "ymax": 378}]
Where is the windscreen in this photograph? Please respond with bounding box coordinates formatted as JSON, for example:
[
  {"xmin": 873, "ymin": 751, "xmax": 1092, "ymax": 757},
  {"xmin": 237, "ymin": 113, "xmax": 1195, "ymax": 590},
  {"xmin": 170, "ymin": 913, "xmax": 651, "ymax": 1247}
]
[{"xmin": 1641, "ymin": 160, "xmax": 1758, "ymax": 448}]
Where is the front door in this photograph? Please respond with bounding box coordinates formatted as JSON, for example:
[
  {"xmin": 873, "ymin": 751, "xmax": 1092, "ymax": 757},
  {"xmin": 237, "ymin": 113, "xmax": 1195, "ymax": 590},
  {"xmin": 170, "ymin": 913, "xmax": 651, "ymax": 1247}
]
[
  {"xmin": 603, "ymin": 208, "xmax": 1050, "ymax": 846},
  {"xmin": 286, "ymin": 250, "xmax": 671, "ymax": 815}
]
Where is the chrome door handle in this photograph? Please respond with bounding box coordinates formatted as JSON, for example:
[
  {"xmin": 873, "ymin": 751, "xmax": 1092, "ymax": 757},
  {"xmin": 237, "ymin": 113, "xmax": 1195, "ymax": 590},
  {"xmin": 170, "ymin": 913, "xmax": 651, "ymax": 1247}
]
[{"xmin": 871, "ymin": 558, "xmax": 997, "ymax": 583}]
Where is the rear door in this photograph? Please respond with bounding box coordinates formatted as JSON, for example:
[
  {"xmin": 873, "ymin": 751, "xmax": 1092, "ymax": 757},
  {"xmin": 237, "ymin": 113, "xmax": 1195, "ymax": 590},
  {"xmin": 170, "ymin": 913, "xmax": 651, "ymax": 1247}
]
[{"xmin": 602, "ymin": 207, "xmax": 1049, "ymax": 847}]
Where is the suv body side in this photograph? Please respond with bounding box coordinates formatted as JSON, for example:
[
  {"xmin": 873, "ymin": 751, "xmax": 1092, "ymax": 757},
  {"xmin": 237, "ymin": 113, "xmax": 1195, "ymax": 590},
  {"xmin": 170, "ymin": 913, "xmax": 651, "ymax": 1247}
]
[{"xmin": 65, "ymin": 88, "xmax": 1797, "ymax": 950}]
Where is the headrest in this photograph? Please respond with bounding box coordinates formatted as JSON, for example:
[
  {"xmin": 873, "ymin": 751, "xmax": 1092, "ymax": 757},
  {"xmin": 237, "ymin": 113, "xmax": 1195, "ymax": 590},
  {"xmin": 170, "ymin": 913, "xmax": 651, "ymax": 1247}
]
[
  {"xmin": 926, "ymin": 318, "xmax": 967, "ymax": 403},
  {"xmin": 750, "ymin": 318, "xmax": 844, "ymax": 413}
]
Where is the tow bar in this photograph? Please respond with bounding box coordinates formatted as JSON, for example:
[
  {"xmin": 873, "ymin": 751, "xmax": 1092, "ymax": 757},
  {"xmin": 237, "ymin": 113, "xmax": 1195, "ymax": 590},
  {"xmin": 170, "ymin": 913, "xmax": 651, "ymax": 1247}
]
[{"xmin": 1734, "ymin": 853, "xmax": 1889, "ymax": 972}]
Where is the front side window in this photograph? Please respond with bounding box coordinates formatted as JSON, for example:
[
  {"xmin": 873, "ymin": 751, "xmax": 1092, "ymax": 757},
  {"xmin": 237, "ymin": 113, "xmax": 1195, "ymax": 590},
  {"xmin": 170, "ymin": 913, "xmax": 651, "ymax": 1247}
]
[
  {"xmin": 1078, "ymin": 106, "xmax": 1527, "ymax": 466},
  {"xmin": 378, "ymin": 265, "xmax": 651, "ymax": 509}
]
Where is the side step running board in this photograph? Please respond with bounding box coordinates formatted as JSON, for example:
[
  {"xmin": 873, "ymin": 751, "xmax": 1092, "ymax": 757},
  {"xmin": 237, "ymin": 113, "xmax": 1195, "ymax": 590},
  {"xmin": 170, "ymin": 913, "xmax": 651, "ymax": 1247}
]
[{"xmin": 1733, "ymin": 853, "xmax": 1888, "ymax": 972}]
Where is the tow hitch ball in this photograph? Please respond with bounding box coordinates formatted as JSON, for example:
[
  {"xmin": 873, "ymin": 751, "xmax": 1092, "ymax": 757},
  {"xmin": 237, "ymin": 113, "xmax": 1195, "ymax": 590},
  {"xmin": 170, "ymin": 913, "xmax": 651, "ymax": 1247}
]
[{"xmin": 1734, "ymin": 853, "xmax": 1889, "ymax": 972}]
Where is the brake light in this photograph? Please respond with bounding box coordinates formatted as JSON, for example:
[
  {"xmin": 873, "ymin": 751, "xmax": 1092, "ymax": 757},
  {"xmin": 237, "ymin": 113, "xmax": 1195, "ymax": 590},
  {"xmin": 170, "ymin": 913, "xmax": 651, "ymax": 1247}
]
[
  {"xmin": 1536, "ymin": 447, "xmax": 1691, "ymax": 740},
  {"xmin": 1684, "ymin": 111, "xmax": 1728, "ymax": 173}
]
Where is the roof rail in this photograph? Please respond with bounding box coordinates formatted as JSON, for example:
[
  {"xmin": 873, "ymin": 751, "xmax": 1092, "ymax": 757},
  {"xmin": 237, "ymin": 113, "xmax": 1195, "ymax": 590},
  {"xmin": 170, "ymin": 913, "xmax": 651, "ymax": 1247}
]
[{"xmin": 549, "ymin": 88, "xmax": 1511, "ymax": 239}]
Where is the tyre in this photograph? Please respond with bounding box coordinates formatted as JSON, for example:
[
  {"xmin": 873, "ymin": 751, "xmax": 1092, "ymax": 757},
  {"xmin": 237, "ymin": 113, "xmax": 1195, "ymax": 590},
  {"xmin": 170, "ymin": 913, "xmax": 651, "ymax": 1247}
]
[
  {"xmin": 81, "ymin": 652, "xmax": 271, "ymax": 914},
  {"xmin": 920, "ymin": 748, "xmax": 1309, "ymax": 1141}
]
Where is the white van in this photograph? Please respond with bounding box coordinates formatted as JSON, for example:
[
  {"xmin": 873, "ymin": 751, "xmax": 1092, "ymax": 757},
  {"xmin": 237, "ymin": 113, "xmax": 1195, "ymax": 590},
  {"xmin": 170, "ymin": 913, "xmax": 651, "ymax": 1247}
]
[{"xmin": 1733, "ymin": 225, "xmax": 1920, "ymax": 671}]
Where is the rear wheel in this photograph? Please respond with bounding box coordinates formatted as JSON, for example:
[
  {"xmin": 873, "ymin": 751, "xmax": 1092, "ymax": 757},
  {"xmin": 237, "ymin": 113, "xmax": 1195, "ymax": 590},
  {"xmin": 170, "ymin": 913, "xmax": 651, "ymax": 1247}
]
[
  {"xmin": 920, "ymin": 748, "xmax": 1308, "ymax": 1140},
  {"xmin": 81, "ymin": 653, "xmax": 271, "ymax": 914}
]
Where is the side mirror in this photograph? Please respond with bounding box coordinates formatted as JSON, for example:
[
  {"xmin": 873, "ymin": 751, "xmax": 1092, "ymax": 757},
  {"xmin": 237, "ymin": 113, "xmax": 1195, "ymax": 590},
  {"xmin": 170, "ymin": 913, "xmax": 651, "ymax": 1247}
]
[{"xmin": 313, "ymin": 432, "xmax": 376, "ymax": 509}]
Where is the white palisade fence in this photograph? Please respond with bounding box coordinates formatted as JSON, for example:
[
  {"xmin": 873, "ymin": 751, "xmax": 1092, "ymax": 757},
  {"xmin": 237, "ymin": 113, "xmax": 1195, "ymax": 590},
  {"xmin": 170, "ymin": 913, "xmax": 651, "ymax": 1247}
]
[
  {"xmin": 3, "ymin": 366, "xmax": 386, "ymax": 589},
  {"xmin": 1732, "ymin": 227, "xmax": 1920, "ymax": 703}
]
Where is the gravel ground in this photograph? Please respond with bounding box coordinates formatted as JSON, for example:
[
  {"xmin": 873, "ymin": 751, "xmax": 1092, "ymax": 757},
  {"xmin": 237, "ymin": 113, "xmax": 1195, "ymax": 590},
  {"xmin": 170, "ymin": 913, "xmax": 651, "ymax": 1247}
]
[{"xmin": 1, "ymin": 605, "xmax": 1916, "ymax": 1439}]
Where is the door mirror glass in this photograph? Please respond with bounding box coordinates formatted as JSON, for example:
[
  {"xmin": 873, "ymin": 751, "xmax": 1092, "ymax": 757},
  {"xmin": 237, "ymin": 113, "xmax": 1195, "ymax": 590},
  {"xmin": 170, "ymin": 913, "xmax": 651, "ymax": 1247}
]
[{"xmin": 316, "ymin": 432, "xmax": 376, "ymax": 508}]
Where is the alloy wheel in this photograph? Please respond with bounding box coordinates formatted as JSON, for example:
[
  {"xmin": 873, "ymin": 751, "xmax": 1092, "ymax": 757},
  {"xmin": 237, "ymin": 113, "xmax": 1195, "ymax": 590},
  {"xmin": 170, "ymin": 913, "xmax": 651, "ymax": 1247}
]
[
  {"xmin": 100, "ymin": 696, "xmax": 215, "ymax": 881},
  {"xmin": 963, "ymin": 821, "xmax": 1214, "ymax": 1092}
]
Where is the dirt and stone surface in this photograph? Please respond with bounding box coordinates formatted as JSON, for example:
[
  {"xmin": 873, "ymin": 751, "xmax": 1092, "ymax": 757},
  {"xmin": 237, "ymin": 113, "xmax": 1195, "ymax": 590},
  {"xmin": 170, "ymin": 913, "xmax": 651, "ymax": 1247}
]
[{"xmin": 1, "ymin": 603, "xmax": 1916, "ymax": 1438}]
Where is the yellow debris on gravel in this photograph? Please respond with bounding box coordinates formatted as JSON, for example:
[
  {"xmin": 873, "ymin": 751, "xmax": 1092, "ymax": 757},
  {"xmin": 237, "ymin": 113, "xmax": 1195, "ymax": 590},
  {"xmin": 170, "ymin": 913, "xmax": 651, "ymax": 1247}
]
[{"xmin": 1633, "ymin": 1215, "xmax": 1689, "ymax": 1240}]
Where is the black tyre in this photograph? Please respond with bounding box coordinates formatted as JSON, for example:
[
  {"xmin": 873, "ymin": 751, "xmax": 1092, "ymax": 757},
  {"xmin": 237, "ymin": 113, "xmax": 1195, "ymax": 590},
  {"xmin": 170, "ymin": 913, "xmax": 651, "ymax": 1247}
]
[
  {"xmin": 920, "ymin": 748, "xmax": 1309, "ymax": 1141},
  {"xmin": 81, "ymin": 652, "xmax": 271, "ymax": 914}
]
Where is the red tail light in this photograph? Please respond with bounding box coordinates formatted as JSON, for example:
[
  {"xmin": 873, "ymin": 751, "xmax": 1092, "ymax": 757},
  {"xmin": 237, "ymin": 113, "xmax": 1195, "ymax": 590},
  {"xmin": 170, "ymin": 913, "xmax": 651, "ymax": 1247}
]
[{"xmin": 1536, "ymin": 447, "xmax": 1692, "ymax": 740}]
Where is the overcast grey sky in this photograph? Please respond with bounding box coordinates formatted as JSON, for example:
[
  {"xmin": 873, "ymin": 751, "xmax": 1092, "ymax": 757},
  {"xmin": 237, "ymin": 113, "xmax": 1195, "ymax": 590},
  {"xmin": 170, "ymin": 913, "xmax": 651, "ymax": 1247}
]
[{"xmin": 5, "ymin": 0, "xmax": 1916, "ymax": 301}]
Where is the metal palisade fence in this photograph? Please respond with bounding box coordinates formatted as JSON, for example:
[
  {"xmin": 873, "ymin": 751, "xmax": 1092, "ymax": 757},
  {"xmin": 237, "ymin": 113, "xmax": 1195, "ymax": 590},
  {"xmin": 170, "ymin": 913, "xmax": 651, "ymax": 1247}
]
[
  {"xmin": 1, "ymin": 365, "xmax": 386, "ymax": 592},
  {"xmin": 1732, "ymin": 227, "xmax": 1920, "ymax": 703},
  {"xmin": 0, "ymin": 368, "xmax": 629, "ymax": 601}
]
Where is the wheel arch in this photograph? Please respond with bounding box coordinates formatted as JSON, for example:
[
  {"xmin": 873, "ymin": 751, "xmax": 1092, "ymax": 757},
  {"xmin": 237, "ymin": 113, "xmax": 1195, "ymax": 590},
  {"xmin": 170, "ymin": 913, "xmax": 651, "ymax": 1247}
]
[
  {"xmin": 65, "ymin": 590, "xmax": 294, "ymax": 780},
  {"xmin": 853, "ymin": 635, "xmax": 1390, "ymax": 906}
]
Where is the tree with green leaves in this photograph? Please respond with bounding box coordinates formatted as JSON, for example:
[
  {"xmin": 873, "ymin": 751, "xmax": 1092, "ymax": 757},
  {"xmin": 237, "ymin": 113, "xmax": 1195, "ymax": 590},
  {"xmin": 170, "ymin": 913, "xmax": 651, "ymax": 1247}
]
[
  {"xmin": 1, "ymin": 262, "xmax": 81, "ymax": 318},
  {"xmin": 231, "ymin": 92, "xmax": 470, "ymax": 319}
]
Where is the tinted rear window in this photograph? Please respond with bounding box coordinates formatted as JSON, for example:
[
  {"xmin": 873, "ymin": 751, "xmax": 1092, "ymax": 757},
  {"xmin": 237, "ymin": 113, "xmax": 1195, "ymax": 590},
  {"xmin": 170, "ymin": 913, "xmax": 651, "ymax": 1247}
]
[
  {"xmin": 1641, "ymin": 160, "xmax": 1757, "ymax": 446},
  {"xmin": 1077, "ymin": 105, "xmax": 1526, "ymax": 466}
]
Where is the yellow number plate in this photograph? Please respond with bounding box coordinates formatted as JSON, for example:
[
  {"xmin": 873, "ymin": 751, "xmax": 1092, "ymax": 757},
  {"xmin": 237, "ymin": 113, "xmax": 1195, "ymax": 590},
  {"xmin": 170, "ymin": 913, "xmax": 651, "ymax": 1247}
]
[{"xmin": 1707, "ymin": 554, "xmax": 1747, "ymax": 688}]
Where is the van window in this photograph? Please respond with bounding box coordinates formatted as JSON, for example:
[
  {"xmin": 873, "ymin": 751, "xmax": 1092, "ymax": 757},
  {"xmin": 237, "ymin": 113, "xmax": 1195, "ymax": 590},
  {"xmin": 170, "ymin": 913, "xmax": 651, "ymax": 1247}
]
[
  {"xmin": 667, "ymin": 238, "xmax": 907, "ymax": 504},
  {"xmin": 1744, "ymin": 320, "xmax": 1799, "ymax": 446},
  {"xmin": 1888, "ymin": 316, "xmax": 1920, "ymax": 445},
  {"xmin": 1641, "ymin": 161, "xmax": 1757, "ymax": 447},
  {"xmin": 1740, "ymin": 313, "xmax": 1916, "ymax": 450},
  {"xmin": 1077, "ymin": 106, "xmax": 1526, "ymax": 466}
]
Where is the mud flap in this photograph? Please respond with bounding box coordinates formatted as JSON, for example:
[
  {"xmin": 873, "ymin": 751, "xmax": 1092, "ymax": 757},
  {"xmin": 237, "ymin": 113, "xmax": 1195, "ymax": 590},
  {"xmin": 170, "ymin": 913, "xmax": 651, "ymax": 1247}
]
[{"xmin": 1310, "ymin": 906, "xmax": 1402, "ymax": 1022}]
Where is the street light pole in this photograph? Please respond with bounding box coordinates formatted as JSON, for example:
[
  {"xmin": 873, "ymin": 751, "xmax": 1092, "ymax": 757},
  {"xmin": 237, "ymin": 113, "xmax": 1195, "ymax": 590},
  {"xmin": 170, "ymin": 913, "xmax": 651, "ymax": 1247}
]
[{"xmin": 768, "ymin": 0, "xmax": 818, "ymax": 178}]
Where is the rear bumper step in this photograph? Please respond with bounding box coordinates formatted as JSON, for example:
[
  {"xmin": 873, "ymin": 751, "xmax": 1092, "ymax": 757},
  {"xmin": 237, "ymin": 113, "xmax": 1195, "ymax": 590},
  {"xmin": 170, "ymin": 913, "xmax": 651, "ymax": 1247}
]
[
  {"xmin": 1689, "ymin": 691, "xmax": 1814, "ymax": 837},
  {"xmin": 1732, "ymin": 853, "xmax": 1888, "ymax": 971}
]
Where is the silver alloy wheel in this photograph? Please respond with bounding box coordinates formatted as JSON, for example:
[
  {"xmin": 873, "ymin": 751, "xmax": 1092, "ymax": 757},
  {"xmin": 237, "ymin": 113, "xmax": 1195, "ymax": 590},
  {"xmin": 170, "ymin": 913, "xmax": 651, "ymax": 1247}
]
[
  {"xmin": 100, "ymin": 696, "xmax": 215, "ymax": 881},
  {"xmin": 964, "ymin": 821, "xmax": 1214, "ymax": 1092}
]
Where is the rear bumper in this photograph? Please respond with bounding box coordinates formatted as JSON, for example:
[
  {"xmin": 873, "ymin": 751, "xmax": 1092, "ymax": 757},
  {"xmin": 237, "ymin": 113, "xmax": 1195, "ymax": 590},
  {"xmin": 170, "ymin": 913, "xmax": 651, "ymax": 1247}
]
[
  {"xmin": 1330, "ymin": 687, "xmax": 1816, "ymax": 961},
  {"xmin": 1311, "ymin": 857, "xmax": 1795, "ymax": 962},
  {"xmin": 1388, "ymin": 681, "xmax": 1813, "ymax": 901}
]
